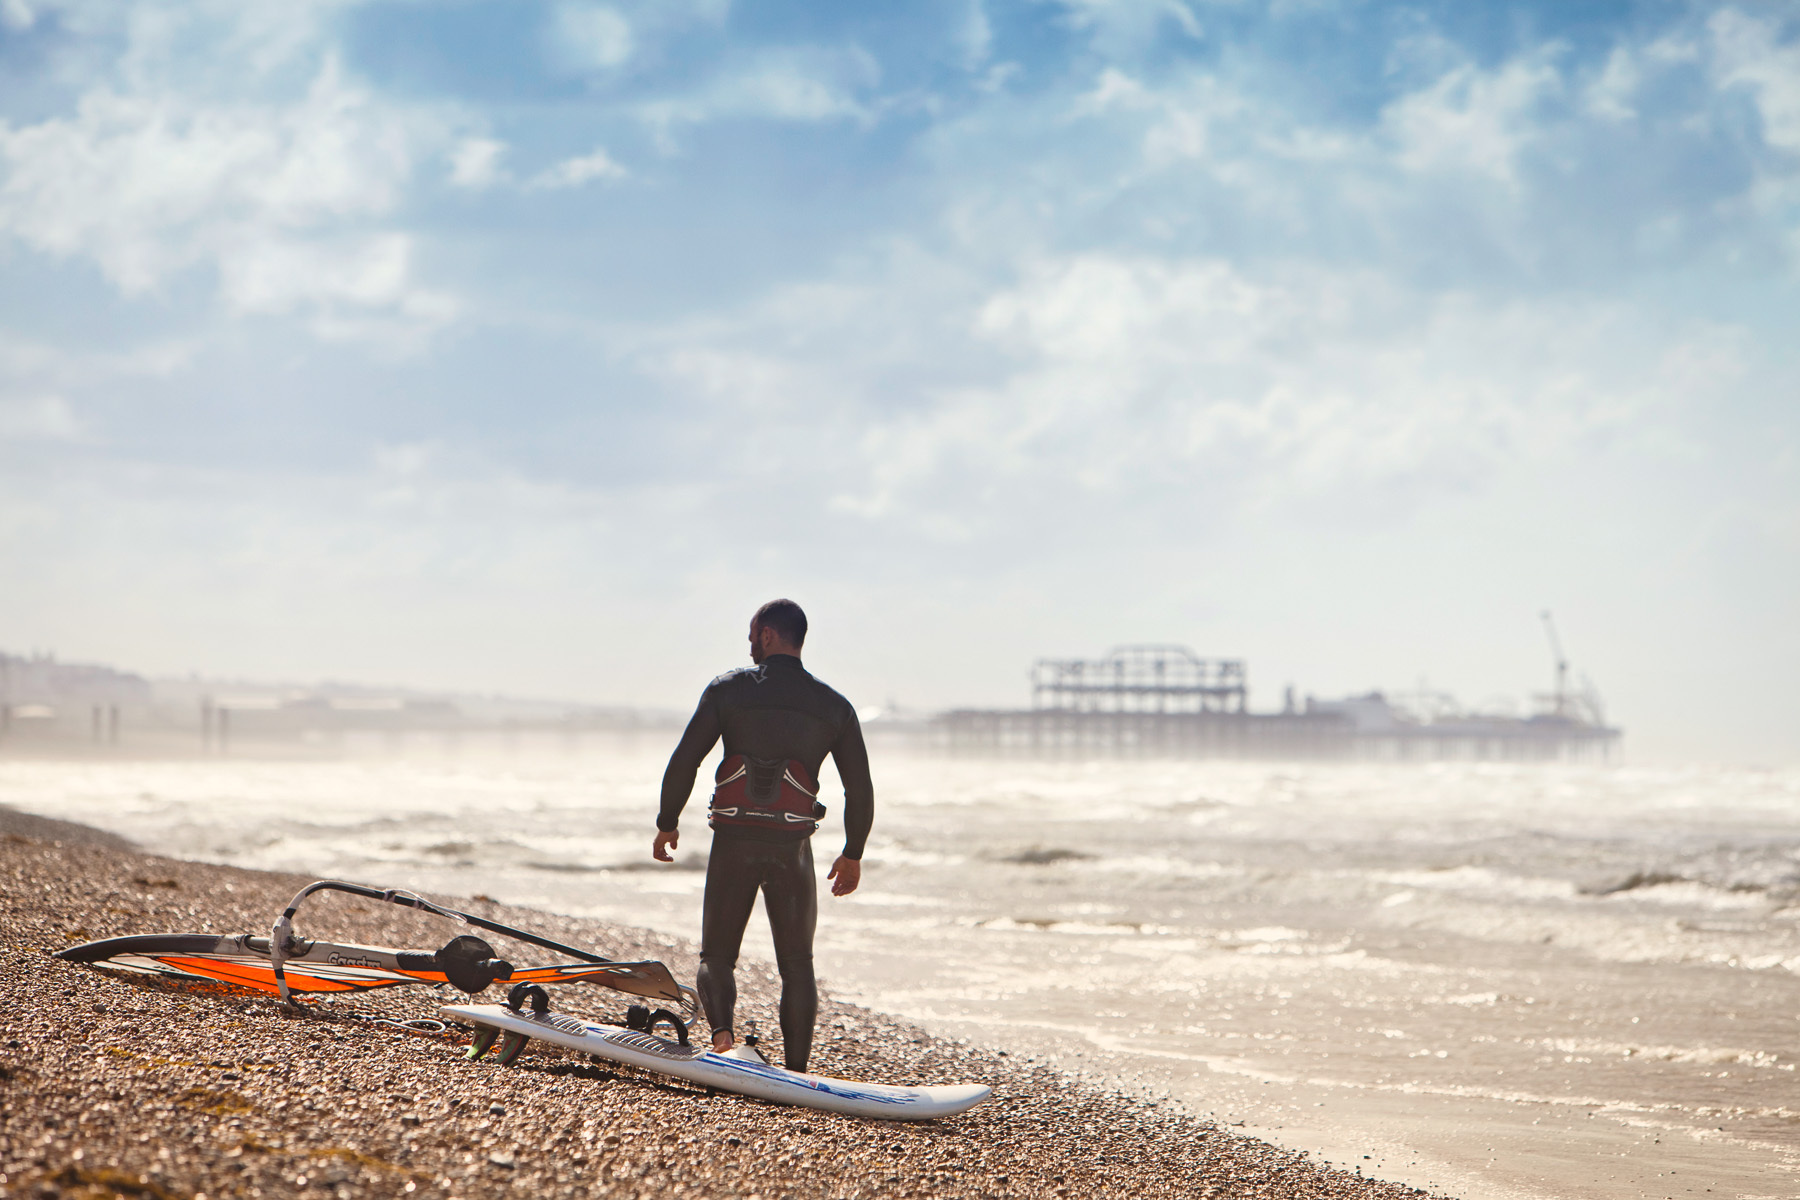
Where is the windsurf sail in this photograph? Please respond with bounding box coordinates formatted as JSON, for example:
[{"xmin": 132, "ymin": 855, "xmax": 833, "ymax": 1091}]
[
  {"xmin": 56, "ymin": 879, "xmax": 692, "ymax": 1011},
  {"xmin": 57, "ymin": 932, "xmax": 683, "ymax": 1002}
]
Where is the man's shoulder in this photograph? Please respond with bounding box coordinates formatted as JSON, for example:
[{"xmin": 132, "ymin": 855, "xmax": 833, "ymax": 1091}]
[
  {"xmin": 797, "ymin": 670, "xmax": 858, "ymax": 721},
  {"xmin": 707, "ymin": 665, "xmax": 768, "ymax": 691}
]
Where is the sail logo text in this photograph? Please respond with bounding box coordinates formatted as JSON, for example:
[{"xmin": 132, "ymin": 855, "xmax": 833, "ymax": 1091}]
[{"xmin": 328, "ymin": 954, "xmax": 382, "ymax": 968}]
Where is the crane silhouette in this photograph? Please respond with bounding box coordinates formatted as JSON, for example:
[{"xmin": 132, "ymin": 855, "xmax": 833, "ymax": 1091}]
[{"xmin": 1540, "ymin": 610, "xmax": 1570, "ymax": 720}]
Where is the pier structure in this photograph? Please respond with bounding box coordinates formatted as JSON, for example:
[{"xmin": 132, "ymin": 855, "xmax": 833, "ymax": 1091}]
[
  {"xmin": 1030, "ymin": 645, "xmax": 1247, "ymax": 715},
  {"xmin": 927, "ymin": 643, "xmax": 1620, "ymax": 762}
]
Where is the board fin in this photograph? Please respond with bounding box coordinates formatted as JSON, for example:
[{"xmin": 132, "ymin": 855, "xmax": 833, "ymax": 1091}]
[
  {"xmin": 494, "ymin": 1031, "xmax": 530, "ymax": 1067},
  {"xmin": 467, "ymin": 1026, "xmax": 501, "ymax": 1061}
]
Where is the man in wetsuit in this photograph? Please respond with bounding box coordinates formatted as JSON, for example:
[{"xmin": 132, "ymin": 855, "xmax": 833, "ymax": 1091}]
[{"xmin": 652, "ymin": 598, "xmax": 873, "ymax": 1072}]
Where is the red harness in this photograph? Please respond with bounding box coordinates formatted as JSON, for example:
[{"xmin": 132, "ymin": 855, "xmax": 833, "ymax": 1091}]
[{"xmin": 708, "ymin": 755, "xmax": 825, "ymax": 833}]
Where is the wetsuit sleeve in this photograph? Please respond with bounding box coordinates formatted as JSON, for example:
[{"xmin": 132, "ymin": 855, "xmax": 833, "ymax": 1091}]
[
  {"xmin": 658, "ymin": 688, "xmax": 722, "ymax": 832},
  {"xmin": 831, "ymin": 710, "xmax": 874, "ymax": 860}
]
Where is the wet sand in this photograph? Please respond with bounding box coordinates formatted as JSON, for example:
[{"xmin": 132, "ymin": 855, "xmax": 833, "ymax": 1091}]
[{"xmin": 0, "ymin": 817, "xmax": 1439, "ymax": 1200}]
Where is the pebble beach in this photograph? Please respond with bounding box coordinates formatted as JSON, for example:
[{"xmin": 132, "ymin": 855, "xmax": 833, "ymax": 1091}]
[{"xmin": 0, "ymin": 810, "xmax": 1443, "ymax": 1200}]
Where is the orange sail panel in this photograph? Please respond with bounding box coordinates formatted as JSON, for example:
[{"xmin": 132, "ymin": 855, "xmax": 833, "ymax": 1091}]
[{"xmin": 58, "ymin": 933, "xmax": 684, "ymax": 1003}]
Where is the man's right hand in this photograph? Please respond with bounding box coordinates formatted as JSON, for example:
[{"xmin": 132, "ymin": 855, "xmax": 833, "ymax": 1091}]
[{"xmin": 653, "ymin": 829, "xmax": 679, "ymax": 862}]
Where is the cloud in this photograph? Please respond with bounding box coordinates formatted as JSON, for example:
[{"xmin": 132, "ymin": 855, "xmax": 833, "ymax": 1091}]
[
  {"xmin": 1076, "ymin": 66, "xmax": 1253, "ymax": 167},
  {"xmin": 0, "ymin": 331, "xmax": 195, "ymax": 449},
  {"xmin": 548, "ymin": 2, "xmax": 635, "ymax": 72},
  {"xmin": 217, "ymin": 233, "xmax": 457, "ymax": 338},
  {"xmin": 636, "ymin": 46, "xmax": 880, "ymax": 143},
  {"xmin": 0, "ymin": 394, "xmax": 81, "ymax": 441},
  {"xmin": 929, "ymin": 8, "xmax": 1800, "ymax": 295},
  {"xmin": 958, "ymin": 255, "xmax": 1696, "ymax": 518},
  {"xmin": 0, "ymin": 16, "xmax": 460, "ymax": 336},
  {"xmin": 0, "ymin": 331, "xmax": 198, "ymax": 394},
  {"xmin": 542, "ymin": 0, "xmax": 734, "ymax": 77},
  {"xmin": 1710, "ymin": 8, "xmax": 1800, "ymax": 152},
  {"xmin": 449, "ymin": 137, "xmax": 507, "ymax": 188},
  {"xmin": 956, "ymin": 1, "xmax": 993, "ymax": 70},
  {"xmin": 1584, "ymin": 46, "xmax": 1645, "ymax": 123},
  {"xmin": 449, "ymin": 137, "xmax": 627, "ymax": 192},
  {"xmin": 610, "ymin": 242, "xmax": 1726, "ymax": 552},
  {"xmin": 1382, "ymin": 56, "xmax": 1560, "ymax": 187},
  {"xmin": 1053, "ymin": 0, "xmax": 1204, "ymax": 53},
  {"xmin": 529, "ymin": 146, "xmax": 628, "ymax": 189}
]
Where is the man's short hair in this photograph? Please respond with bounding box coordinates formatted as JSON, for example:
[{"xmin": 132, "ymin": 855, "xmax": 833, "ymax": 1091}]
[{"xmin": 753, "ymin": 598, "xmax": 808, "ymax": 648}]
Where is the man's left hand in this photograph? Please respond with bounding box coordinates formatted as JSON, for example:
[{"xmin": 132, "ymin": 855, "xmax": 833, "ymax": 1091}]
[{"xmin": 827, "ymin": 855, "xmax": 861, "ymax": 897}]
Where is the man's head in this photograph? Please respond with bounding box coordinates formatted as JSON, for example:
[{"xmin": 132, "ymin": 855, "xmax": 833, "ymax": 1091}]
[{"xmin": 749, "ymin": 598, "xmax": 807, "ymax": 663}]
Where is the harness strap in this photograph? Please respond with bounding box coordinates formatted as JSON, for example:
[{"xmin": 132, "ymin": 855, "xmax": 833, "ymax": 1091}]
[{"xmin": 708, "ymin": 754, "xmax": 826, "ymax": 833}]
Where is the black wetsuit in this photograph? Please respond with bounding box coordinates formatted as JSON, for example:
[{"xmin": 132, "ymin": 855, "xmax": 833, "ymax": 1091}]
[{"xmin": 658, "ymin": 654, "xmax": 874, "ymax": 1071}]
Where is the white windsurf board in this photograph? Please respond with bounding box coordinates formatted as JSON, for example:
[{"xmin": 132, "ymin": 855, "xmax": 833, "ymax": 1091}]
[{"xmin": 443, "ymin": 1002, "xmax": 991, "ymax": 1121}]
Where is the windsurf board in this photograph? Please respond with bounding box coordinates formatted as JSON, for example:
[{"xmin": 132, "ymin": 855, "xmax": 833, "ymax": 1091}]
[{"xmin": 444, "ymin": 1001, "xmax": 991, "ymax": 1121}]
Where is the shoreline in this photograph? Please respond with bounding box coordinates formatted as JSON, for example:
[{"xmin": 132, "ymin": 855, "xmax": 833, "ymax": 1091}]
[{"xmin": 0, "ymin": 808, "xmax": 1441, "ymax": 1200}]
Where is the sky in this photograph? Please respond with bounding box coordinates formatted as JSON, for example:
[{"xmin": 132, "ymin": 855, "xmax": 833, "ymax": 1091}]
[{"xmin": 0, "ymin": 0, "xmax": 1796, "ymax": 763}]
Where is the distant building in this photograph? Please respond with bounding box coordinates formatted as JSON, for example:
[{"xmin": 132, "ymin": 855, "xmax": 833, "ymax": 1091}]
[
  {"xmin": 1306, "ymin": 692, "xmax": 1403, "ymax": 732},
  {"xmin": 0, "ymin": 652, "xmax": 152, "ymax": 713}
]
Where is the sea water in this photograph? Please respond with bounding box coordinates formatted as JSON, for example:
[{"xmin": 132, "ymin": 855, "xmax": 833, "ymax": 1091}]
[{"xmin": 5, "ymin": 741, "xmax": 1798, "ymax": 1200}]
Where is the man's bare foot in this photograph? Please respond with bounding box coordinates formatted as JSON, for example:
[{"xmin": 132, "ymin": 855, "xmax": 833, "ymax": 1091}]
[{"xmin": 712, "ymin": 1029, "xmax": 734, "ymax": 1053}]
